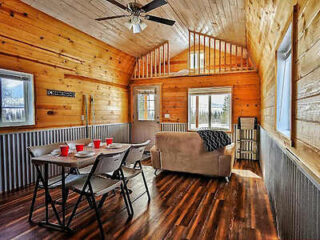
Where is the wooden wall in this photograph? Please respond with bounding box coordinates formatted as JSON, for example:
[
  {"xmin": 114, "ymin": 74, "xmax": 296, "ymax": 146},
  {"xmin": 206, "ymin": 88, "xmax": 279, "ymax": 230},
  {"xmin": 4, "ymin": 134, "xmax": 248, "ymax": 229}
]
[
  {"xmin": 130, "ymin": 72, "xmax": 260, "ymax": 125},
  {"xmin": 0, "ymin": 0, "xmax": 135, "ymax": 132},
  {"xmin": 246, "ymin": 0, "xmax": 320, "ymax": 176}
]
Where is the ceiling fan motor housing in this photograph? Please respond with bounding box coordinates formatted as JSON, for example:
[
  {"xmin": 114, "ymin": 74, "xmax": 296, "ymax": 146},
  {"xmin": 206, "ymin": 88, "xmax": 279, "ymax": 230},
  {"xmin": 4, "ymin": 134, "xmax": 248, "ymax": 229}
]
[{"xmin": 128, "ymin": 2, "xmax": 143, "ymax": 14}]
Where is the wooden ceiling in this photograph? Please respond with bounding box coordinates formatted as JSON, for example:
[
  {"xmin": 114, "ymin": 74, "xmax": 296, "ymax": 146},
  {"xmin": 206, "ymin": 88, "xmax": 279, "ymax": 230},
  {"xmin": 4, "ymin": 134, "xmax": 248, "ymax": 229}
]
[{"xmin": 21, "ymin": 0, "xmax": 247, "ymax": 57}]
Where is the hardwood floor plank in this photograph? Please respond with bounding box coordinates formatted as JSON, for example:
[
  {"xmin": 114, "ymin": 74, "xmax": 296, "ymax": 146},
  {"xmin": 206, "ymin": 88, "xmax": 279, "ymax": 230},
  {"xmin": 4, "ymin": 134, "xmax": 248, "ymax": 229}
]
[{"xmin": 0, "ymin": 160, "xmax": 278, "ymax": 240}]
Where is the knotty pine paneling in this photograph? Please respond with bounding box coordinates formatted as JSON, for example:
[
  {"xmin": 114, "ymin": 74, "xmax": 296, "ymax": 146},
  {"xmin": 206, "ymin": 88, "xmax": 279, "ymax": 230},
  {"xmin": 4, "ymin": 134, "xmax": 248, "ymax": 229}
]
[
  {"xmin": 21, "ymin": 0, "xmax": 247, "ymax": 57},
  {"xmin": 246, "ymin": 0, "xmax": 320, "ymax": 176},
  {"xmin": 0, "ymin": 0, "xmax": 135, "ymax": 132},
  {"xmin": 130, "ymin": 72, "xmax": 260, "ymax": 125}
]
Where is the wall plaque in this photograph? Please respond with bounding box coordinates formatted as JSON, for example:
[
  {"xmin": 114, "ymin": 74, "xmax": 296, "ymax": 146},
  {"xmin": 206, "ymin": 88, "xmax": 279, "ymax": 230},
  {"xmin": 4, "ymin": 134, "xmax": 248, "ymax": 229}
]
[{"xmin": 47, "ymin": 89, "xmax": 75, "ymax": 98}]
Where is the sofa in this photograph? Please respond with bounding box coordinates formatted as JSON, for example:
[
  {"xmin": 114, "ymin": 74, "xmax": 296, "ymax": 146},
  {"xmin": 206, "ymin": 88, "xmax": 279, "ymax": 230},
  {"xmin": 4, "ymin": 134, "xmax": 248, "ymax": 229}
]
[{"xmin": 150, "ymin": 131, "xmax": 235, "ymax": 179}]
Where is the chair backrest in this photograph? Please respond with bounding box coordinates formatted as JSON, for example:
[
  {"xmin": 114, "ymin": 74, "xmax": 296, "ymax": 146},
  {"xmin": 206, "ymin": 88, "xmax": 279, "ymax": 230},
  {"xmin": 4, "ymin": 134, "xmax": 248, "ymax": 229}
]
[
  {"xmin": 28, "ymin": 142, "xmax": 63, "ymax": 157},
  {"xmin": 93, "ymin": 151, "xmax": 126, "ymax": 175},
  {"xmin": 125, "ymin": 140, "xmax": 151, "ymax": 165},
  {"xmin": 66, "ymin": 138, "xmax": 91, "ymax": 149}
]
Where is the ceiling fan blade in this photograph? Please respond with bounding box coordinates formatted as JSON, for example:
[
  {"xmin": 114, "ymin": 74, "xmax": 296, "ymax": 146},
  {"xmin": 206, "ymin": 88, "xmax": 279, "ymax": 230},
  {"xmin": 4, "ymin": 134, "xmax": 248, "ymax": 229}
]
[
  {"xmin": 145, "ymin": 15, "xmax": 175, "ymax": 26},
  {"xmin": 141, "ymin": 0, "xmax": 168, "ymax": 13},
  {"xmin": 104, "ymin": 0, "xmax": 128, "ymax": 11},
  {"xmin": 95, "ymin": 15, "xmax": 128, "ymax": 21}
]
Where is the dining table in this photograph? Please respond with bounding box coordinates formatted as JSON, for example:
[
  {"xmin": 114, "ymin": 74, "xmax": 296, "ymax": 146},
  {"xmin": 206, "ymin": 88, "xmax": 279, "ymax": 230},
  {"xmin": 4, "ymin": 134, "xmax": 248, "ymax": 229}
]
[{"xmin": 31, "ymin": 143, "xmax": 131, "ymax": 232}]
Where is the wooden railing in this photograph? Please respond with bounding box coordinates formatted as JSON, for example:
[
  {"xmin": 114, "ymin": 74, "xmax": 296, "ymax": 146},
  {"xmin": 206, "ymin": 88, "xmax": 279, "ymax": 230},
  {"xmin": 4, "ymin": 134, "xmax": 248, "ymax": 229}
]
[
  {"xmin": 132, "ymin": 41, "xmax": 170, "ymax": 79},
  {"xmin": 188, "ymin": 30, "xmax": 255, "ymax": 74}
]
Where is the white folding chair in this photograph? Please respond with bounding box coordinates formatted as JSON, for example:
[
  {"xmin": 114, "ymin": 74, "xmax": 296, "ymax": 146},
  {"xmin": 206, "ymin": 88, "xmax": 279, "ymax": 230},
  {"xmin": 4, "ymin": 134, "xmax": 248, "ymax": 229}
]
[{"xmin": 66, "ymin": 151, "xmax": 132, "ymax": 239}]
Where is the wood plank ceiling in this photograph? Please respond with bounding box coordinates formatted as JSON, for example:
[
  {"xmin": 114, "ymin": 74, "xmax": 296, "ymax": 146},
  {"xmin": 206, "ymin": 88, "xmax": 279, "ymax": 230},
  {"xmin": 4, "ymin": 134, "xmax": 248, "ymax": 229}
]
[{"xmin": 21, "ymin": 0, "xmax": 246, "ymax": 57}]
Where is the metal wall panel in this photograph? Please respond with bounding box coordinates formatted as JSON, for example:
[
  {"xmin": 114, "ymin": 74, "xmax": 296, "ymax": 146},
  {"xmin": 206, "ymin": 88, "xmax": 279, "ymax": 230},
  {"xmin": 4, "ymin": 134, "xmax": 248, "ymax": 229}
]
[
  {"xmin": 260, "ymin": 128, "xmax": 320, "ymax": 240},
  {"xmin": 161, "ymin": 122, "xmax": 234, "ymax": 140},
  {"xmin": 0, "ymin": 123, "xmax": 130, "ymax": 193},
  {"xmin": 161, "ymin": 123, "xmax": 187, "ymax": 132}
]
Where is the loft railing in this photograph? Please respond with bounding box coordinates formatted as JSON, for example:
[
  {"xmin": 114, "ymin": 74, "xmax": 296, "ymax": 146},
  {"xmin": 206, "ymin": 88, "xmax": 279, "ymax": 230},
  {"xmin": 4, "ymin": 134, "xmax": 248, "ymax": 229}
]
[
  {"xmin": 188, "ymin": 30, "xmax": 255, "ymax": 74},
  {"xmin": 132, "ymin": 41, "xmax": 170, "ymax": 79}
]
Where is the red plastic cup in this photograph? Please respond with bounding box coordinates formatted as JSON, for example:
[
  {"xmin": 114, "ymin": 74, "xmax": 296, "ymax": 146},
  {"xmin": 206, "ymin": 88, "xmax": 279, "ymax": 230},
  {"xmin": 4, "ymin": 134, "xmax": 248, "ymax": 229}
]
[
  {"xmin": 106, "ymin": 137, "xmax": 113, "ymax": 146},
  {"xmin": 76, "ymin": 144, "xmax": 84, "ymax": 152},
  {"xmin": 93, "ymin": 139, "xmax": 101, "ymax": 149},
  {"xmin": 60, "ymin": 145, "xmax": 69, "ymax": 157}
]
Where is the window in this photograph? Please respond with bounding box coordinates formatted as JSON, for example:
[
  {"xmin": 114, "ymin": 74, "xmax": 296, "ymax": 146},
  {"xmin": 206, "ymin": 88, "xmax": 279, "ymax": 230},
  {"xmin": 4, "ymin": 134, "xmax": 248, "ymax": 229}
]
[
  {"xmin": 276, "ymin": 25, "xmax": 292, "ymax": 138},
  {"xmin": 0, "ymin": 69, "xmax": 35, "ymax": 127},
  {"xmin": 137, "ymin": 90, "xmax": 155, "ymax": 121},
  {"xmin": 188, "ymin": 87, "xmax": 232, "ymax": 131},
  {"xmin": 190, "ymin": 52, "xmax": 204, "ymax": 69}
]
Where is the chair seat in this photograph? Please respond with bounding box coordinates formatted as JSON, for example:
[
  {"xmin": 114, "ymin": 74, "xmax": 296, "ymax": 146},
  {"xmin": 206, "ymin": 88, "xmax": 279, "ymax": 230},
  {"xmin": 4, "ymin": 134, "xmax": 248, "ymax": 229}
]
[
  {"xmin": 79, "ymin": 165, "xmax": 93, "ymax": 174},
  {"xmin": 67, "ymin": 175, "xmax": 121, "ymax": 196},
  {"xmin": 122, "ymin": 166, "xmax": 142, "ymax": 179},
  {"xmin": 39, "ymin": 174, "xmax": 81, "ymax": 189}
]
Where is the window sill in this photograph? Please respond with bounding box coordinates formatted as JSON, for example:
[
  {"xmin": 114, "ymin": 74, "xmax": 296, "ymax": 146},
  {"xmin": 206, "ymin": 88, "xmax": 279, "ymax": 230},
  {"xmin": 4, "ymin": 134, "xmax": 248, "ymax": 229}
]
[{"xmin": 0, "ymin": 122, "xmax": 35, "ymax": 128}]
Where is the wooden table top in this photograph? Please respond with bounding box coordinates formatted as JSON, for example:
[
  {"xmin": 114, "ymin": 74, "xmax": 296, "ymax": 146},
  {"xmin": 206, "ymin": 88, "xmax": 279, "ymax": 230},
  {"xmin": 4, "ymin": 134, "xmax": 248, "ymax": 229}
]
[{"xmin": 31, "ymin": 144, "xmax": 131, "ymax": 168}]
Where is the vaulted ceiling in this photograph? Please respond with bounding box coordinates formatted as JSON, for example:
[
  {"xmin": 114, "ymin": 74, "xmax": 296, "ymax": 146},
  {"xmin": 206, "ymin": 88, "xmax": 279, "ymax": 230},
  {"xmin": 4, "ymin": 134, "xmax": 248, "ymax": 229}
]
[{"xmin": 21, "ymin": 0, "xmax": 247, "ymax": 57}]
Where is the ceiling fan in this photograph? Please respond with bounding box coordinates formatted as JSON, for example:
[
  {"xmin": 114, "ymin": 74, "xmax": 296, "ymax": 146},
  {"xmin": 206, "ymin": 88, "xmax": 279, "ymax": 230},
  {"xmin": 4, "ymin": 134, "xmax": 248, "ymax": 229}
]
[{"xmin": 96, "ymin": 0, "xmax": 176, "ymax": 34}]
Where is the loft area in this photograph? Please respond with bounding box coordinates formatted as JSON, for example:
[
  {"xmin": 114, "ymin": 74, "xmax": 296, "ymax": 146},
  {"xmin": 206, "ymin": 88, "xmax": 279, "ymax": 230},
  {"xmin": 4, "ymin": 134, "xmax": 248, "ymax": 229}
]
[
  {"xmin": 132, "ymin": 31, "xmax": 256, "ymax": 80},
  {"xmin": 0, "ymin": 1, "xmax": 319, "ymax": 240}
]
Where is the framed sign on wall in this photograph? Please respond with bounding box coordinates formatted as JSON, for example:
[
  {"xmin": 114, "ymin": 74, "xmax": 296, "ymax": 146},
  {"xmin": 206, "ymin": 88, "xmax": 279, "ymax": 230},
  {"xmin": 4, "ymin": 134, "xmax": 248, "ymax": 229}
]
[{"xmin": 47, "ymin": 89, "xmax": 75, "ymax": 98}]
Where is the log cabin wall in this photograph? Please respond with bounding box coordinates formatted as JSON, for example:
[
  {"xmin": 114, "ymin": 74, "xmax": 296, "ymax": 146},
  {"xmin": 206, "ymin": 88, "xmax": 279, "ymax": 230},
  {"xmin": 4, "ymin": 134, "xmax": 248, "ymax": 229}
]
[
  {"xmin": 246, "ymin": 0, "xmax": 320, "ymax": 176},
  {"xmin": 247, "ymin": 1, "xmax": 320, "ymax": 239},
  {"xmin": 0, "ymin": 0, "xmax": 135, "ymax": 133},
  {"xmin": 130, "ymin": 72, "xmax": 261, "ymax": 125}
]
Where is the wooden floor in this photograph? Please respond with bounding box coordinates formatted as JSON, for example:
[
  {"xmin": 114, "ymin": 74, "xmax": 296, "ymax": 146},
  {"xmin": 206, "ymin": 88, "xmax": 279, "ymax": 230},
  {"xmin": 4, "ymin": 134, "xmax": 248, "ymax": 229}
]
[{"xmin": 0, "ymin": 160, "xmax": 278, "ymax": 240}]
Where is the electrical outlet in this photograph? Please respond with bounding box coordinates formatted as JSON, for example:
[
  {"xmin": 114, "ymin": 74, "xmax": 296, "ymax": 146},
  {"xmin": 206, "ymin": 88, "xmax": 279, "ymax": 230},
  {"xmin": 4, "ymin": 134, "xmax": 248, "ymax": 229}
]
[{"xmin": 81, "ymin": 115, "xmax": 85, "ymax": 121}]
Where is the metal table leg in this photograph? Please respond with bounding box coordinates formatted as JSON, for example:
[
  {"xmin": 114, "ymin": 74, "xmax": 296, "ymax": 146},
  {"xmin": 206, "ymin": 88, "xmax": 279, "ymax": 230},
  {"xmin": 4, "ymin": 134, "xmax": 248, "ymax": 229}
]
[
  {"xmin": 44, "ymin": 164, "xmax": 49, "ymax": 223},
  {"xmin": 61, "ymin": 166, "xmax": 66, "ymax": 228},
  {"xmin": 35, "ymin": 164, "xmax": 67, "ymax": 230}
]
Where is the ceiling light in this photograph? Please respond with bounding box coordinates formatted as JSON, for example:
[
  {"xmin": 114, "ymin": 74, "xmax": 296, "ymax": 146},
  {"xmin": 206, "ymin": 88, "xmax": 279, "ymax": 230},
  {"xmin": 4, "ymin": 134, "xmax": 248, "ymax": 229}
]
[{"xmin": 125, "ymin": 16, "xmax": 148, "ymax": 34}]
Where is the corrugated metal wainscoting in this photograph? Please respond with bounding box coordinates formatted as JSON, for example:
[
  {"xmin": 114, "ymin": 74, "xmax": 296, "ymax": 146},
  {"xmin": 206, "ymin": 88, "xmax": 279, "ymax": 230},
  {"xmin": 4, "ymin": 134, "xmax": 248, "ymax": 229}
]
[
  {"xmin": 161, "ymin": 123, "xmax": 235, "ymax": 141},
  {"xmin": 260, "ymin": 128, "xmax": 320, "ymax": 240},
  {"xmin": 161, "ymin": 123, "xmax": 187, "ymax": 132},
  {"xmin": 0, "ymin": 123, "xmax": 130, "ymax": 193}
]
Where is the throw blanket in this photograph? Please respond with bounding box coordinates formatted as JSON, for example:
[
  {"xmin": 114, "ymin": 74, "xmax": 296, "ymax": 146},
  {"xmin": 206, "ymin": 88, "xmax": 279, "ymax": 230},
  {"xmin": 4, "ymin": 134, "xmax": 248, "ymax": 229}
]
[{"xmin": 197, "ymin": 130, "xmax": 231, "ymax": 152}]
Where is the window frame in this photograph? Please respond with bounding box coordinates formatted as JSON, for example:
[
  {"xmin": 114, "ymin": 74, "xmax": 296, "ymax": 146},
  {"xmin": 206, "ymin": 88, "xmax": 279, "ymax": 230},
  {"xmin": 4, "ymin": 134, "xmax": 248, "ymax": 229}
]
[
  {"xmin": 274, "ymin": 9, "xmax": 296, "ymax": 146},
  {"xmin": 187, "ymin": 87, "xmax": 232, "ymax": 132},
  {"xmin": 0, "ymin": 69, "xmax": 35, "ymax": 128}
]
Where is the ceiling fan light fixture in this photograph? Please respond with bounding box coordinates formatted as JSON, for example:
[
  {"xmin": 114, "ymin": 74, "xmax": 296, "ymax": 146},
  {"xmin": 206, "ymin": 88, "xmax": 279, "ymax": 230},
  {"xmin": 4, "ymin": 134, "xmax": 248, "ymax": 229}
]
[
  {"xmin": 125, "ymin": 17, "xmax": 147, "ymax": 34},
  {"xmin": 140, "ymin": 20, "xmax": 148, "ymax": 31},
  {"xmin": 132, "ymin": 23, "xmax": 141, "ymax": 33}
]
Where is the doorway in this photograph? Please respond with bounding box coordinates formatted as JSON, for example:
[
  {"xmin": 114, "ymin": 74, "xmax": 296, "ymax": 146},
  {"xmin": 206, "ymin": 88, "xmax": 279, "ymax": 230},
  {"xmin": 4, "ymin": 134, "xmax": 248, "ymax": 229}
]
[{"xmin": 131, "ymin": 85, "xmax": 161, "ymax": 149}]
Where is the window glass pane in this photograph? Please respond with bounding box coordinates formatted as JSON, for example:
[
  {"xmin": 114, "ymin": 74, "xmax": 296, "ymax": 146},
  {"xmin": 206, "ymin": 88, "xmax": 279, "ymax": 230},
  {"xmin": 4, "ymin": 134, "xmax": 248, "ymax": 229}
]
[
  {"xmin": 189, "ymin": 95, "xmax": 197, "ymax": 129},
  {"xmin": 188, "ymin": 87, "xmax": 232, "ymax": 131},
  {"xmin": 137, "ymin": 93, "xmax": 155, "ymax": 121},
  {"xmin": 137, "ymin": 94, "xmax": 145, "ymax": 120},
  {"xmin": 276, "ymin": 25, "xmax": 292, "ymax": 138},
  {"xmin": 190, "ymin": 53, "xmax": 204, "ymax": 69},
  {"xmin": 211, "ymin": 94, "xmax": 231, "ymax": 130},
  {"xmin": 276, "ymin": 53, "xmax": 291, "ymax": 137},
  {"xmin": 1, "ymin": 78, "xmax": 26, "ymax": 123},
  {"xmin": 198, "ymin": 95, "xmax": 209, "ymax": 128}
]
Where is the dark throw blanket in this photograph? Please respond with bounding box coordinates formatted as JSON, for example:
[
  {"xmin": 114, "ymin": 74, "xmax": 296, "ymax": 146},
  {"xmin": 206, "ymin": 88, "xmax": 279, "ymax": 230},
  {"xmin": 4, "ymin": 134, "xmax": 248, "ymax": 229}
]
[{"xmin": 197, "ymin": 130, "xmax": 231, "ymax": 152}]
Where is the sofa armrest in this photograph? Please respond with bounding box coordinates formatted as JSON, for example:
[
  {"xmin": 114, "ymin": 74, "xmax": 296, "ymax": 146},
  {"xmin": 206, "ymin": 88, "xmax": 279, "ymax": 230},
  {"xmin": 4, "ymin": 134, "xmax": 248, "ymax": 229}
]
[
  {"xmin": 218, "ymin": 143, "xmax": 235, "ymax": 177},
  {"xmin": 150, "ymin": 145, "xmax": 161, "ymax": 169},
  {"xmin": 218, "ymin": 155, "xmax": 233, "ymax": 177}
]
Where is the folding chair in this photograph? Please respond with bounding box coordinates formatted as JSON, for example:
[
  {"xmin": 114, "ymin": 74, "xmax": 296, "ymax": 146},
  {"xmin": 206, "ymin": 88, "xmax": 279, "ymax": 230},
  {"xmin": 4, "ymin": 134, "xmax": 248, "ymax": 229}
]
[
  {"xmin": 122, "ymin": 140, "xmax": 151, "ymax": 202},
  {"xmin": 66, "ymin": 151, "xmax": 133, "ymax": 239},
  {"xmin": 28, "ymin": 143, "xmax": 79, "ymax": 222}
]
